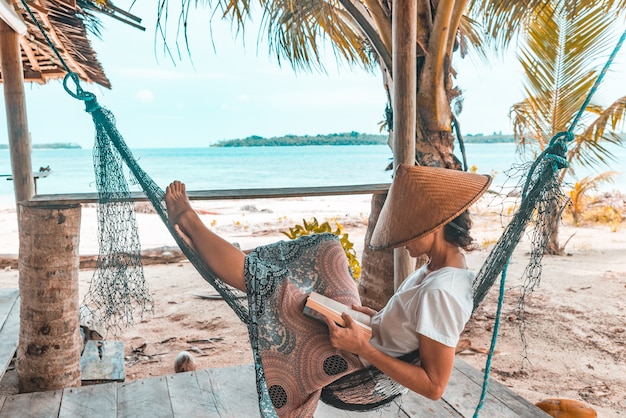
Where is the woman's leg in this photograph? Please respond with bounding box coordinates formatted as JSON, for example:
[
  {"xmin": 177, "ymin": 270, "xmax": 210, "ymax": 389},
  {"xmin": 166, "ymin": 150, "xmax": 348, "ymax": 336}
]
[{"xmin": 164, "ymin": 181, "xmax": 247, "ymax": 291}]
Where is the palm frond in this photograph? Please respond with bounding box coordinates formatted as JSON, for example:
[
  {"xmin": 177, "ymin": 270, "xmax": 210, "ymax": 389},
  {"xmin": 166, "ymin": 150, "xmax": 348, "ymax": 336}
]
[
  {"xmin": 466, "ymin": 0, "xmax": 549, "ymax": 50},
  {"xmin": 566, "ymin": 96, "xmax": 626, "ymax": 169},
  {"xmin": 511, "ymin": 99, "xmax": 550, "ymax": 148},
  {"xmin": 457, "ymin": 15, "xmax": 488, "ymax": 61},
  {"xmin": 468, "ymin": 0, "xmax": 626, "ymax": 51},
  {"xmin": 517, "ymin": 2, "xmax": 616, "ymax": 135},
  {"xmin": 255, "ymin": 0, "xmax": 374, "ymax": 72}
]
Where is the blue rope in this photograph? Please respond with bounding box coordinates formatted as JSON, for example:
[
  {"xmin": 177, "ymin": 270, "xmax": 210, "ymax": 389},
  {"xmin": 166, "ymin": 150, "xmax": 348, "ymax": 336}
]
[
  {"xmin": 473, "ymin": 24, "xmax": 626, "ymax": 418},
  {"xmin": 473, "ymin": 261, "xmax": 509, "ymax": 418}
]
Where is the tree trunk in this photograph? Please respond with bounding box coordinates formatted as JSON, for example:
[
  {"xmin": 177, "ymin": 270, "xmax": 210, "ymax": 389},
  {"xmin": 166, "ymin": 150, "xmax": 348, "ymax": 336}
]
[
  {"xmin": 545, "ymin": 198, "xmax": 563, "ymax": 255},
  {"xmin": 416, "ymin": 129, "xmax": 460, "ymax": 169},
  {"xmin": 18, "ymin": 203, "xmax": 82, "ymax": 393},
  {"xmin": 358, "ymin": 192, "xmax": 395, "ymax": 311},
  {"xmin": 358, "ymin": 0, "xmax": 464, "ymax": 308}
]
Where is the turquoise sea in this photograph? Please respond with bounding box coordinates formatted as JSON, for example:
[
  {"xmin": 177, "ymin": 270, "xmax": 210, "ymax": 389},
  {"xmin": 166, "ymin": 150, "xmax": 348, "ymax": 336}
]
[{"xmin": 0, "ymin": 143, "xmax": 624, "ymax": 202}]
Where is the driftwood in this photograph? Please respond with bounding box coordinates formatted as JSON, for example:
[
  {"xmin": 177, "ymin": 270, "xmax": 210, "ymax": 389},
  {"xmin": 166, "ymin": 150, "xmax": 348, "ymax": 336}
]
[{"xmin": 0, "ymin": 246, "xmax": 187, "ymax": 270}]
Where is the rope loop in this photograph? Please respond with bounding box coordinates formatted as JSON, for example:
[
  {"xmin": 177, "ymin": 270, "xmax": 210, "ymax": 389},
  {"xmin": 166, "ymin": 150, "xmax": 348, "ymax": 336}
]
[
  {"xmin": 63, "ymin": 72, "xmax": 97, "ymax": 103},
  {"xmin": 544, "ymin": 152, "xmax": 569, "ymax": 170},
  {"xmin": 63, "ymin": 73, "xmax": 100, "ymax": 113},
  {"xmin": 545, "ymin": 132, "xmax": 570, "ymax": 169},
  {"xmin": 548, "ymin": 131, "xmax": 574, "ymax": 147}
]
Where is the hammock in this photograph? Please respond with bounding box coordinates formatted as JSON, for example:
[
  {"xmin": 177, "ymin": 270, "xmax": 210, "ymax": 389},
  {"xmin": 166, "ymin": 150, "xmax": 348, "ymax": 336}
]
[
  {"xmin": 75, "ymin": 85, "xmax": 569, "ymax": 415},
  {"xmin": 62, "ymin": 70, "xmax": 603, "ymax": 415}
]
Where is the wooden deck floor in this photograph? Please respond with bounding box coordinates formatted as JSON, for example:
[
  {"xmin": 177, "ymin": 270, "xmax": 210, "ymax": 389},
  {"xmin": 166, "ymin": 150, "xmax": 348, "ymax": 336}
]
[
  {"xmin": 0, "ymin": 289, "xmax": 19, "ymax": 384},
  {"xmin": 0, "ymin": 289, "xmax": 548, "ymax": 417}
]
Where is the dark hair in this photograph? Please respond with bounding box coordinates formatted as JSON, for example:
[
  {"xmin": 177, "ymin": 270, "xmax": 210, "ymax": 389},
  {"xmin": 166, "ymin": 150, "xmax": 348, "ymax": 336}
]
[{"xmin": 443, "ymin": 210, "xmax": 475, "ymax": 251}]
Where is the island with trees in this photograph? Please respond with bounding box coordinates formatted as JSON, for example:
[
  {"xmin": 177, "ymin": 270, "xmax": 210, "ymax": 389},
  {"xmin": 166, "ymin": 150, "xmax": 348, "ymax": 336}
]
[{"xmin": 212, "ymin": 132, "xmax": 514, "ymax": 147}]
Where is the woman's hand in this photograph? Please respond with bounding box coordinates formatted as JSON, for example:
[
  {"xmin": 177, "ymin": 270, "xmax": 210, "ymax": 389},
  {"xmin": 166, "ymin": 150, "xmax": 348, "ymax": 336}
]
[
  {"xmin": 351, "ymin": 304, "xmax": 378, "ymax": 317},
  {"xmin": 323, "ymin": 313, "xmax": 374, "ymax": 356}
]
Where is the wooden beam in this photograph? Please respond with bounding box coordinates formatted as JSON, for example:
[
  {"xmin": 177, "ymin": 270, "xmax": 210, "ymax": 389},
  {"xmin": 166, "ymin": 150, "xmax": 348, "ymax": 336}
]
[
  {"xmin": 0, "ymin": 0, "xmax": 27, "ymax": 34},
  {"xmin": 0, "ymin": 19, "xmax": 35, "ymax": 204},
  {"xmin": 28, "ymin": 183, "xmax": 391, "ymax": 206},
  {"xmin": 19, "ymin": 37, "xmax": 42, "ymax": 72},
  {"xmin": 391, "ymin": 0, "xmax": 417, "ymax": 289}
]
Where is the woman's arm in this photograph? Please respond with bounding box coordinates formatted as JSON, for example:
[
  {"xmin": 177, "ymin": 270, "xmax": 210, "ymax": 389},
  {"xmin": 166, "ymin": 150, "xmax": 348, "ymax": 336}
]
[{"xmin": 324, "ymin": 313, "xmax": 455, "ymax": 400}]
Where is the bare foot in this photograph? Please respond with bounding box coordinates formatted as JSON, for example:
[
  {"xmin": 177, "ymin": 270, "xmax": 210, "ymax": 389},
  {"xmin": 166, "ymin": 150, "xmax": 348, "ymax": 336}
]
[{"xmin": 164, "ymin": 181, "xmax": 199, "ymax": 248}]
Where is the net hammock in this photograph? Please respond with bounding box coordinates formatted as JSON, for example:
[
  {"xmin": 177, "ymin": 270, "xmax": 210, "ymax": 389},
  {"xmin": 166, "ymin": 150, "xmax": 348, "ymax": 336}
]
[
  {"xmin": 72, "ymin": 77, "xmax": 569, "ymax": 414},
  {"xmin": 64, "ymin": 63, "xmax": 618, "ymax": 414},
  {"xmin": 23, "ymin": 0, "xmax": 621, "ymax": 406}
]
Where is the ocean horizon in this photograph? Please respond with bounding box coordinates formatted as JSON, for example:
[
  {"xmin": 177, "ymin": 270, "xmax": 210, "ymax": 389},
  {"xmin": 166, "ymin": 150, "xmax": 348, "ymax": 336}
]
[{"xmin": 1, "ymin": 143, "xmax": 624, "ymax": 205}]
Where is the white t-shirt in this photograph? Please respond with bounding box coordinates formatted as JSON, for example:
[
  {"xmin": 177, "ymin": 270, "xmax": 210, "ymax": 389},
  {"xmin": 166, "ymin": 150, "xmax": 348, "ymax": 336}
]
[{"xmin": 368, "ymin": 264, "xmax": 474, "ymax": 358}]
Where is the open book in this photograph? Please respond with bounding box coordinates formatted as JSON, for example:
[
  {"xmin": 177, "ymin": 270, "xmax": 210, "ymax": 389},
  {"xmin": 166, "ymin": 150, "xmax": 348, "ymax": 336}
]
[{"xmin": 304, "ymin": 292, "xmax": 372, "ymax": 338}]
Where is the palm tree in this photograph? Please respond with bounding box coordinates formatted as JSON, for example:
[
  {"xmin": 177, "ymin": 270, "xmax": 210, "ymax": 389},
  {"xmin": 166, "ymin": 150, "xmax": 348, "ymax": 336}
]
[
  {"xmin": 508, "ymin": 1, "xmax": 626, "ymax": 254},
  {"xmin": 567, "ymin": 172, "xmax": 618, "ymax": 226},
  {"xmin": 161, "ymin": 0, "xmax": 626, "ymax": 304},
  {"xmin": 158, "ymin": 0, "xmax": 485, "ymax": 306}
]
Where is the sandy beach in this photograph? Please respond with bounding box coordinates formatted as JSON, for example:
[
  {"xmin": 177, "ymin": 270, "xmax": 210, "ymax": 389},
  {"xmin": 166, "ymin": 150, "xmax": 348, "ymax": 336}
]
[{"xmin": 0, "ymin": 193, "xmax": 624, "ymax": 417}]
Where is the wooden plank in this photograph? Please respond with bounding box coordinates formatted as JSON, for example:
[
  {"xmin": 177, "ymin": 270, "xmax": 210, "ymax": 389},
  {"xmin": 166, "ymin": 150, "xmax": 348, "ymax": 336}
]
[
  {"xmin": 80, "ymin": 340, "xmax": 125, "ymax": 383},
  {"xmin": 315, "ymin": 396, "xmax": 450, "ymax": 417},
  {"xmin": 0, "ymin": 290, "xmax": 19, "ymax": 381},
  {"xmin": 315, "ymin": 399, "xmax": 398, "ymax": 417},
  {"xmin": 3, "ymin": 170, "xmax": 53, "ymax": 180},
  {"xmin": 166, "ymin": 371, "xmax": 220, "ymax": 417},
  {"xmin": 0, "ymin": 390, "xmax": 62, "ymax": 418},
  {"xmin": 439, "ymin": 359, "xmax": 520, "ymax": 417},
  {"xmin": 29, "ymin": 184, "xmax": 390, "ymax": 205},
  {"xmin": 203, "ymin": 365, "xmax": 261, "ymax": 417},
  {"xmin": 453, "ymin": 358, "xmax": 549, "ymax": 417},
  {"xmin": 116, "ymin": 376, "xmax": 173, "ymax": 417},
  {"xmin": 394, "ymin": 392, "xmax": 462, "ymax": 417},
  {"xmin": 58, "ymin": 383, "xmax": 117, "ymax": 418},
  {"xmin": 0, "ymin": 289, "xmax": 19, "ymax": 325}
]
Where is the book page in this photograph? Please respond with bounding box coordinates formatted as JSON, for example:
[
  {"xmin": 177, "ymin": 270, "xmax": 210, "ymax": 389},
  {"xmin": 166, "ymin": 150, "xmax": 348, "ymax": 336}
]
[{"xmin": 304, "ymin": 292, "xmax": 372, "ymax": 337}]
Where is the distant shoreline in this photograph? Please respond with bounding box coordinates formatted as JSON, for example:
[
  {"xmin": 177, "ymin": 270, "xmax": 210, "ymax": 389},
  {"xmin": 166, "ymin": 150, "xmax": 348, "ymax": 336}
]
[
  {"xmin": 0, "ymin": 143, "xmax": 82, "ymax": 150},
  {"xmin": 211, "ymin": 132, "xmax": 515, "ymax": 147}
]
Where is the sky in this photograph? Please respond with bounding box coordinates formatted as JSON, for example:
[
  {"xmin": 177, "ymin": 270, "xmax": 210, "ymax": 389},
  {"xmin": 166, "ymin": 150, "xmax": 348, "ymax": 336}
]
[{"xmin": 1, "ymin": 1, "xmax": 625, "ymax": 149}]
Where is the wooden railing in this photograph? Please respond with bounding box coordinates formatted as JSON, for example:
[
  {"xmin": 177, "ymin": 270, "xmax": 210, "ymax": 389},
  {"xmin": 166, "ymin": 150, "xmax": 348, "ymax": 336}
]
[{"xmin": 27, "ymin": 183, "xmax": 390, "ymax": 205}]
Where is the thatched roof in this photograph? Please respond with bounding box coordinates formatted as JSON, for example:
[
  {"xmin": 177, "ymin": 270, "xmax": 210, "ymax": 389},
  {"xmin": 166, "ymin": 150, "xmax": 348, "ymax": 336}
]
[{"xmin": 3, "ymin": 0, "xmax": 141, "ymax": 89}]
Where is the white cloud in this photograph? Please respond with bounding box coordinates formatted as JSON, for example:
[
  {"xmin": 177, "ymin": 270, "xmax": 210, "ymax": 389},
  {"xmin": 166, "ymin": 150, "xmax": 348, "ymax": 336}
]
[{"xmin": 134, "ymin": 89, "xmax": 156, "ymax": 104}]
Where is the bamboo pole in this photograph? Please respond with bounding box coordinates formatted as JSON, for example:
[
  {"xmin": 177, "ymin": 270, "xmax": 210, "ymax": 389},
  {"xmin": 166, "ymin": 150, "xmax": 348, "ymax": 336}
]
[
  {"xmin": 17, "ymin": 202, "xmax": 82, "ymax": 393},
  {"xmin": 0, "ymin": 19, "xmax": 34, "ymax": 205},
  {"xmin": 392, "ymin": 0, "xmax": 417, "ymax": 289}
]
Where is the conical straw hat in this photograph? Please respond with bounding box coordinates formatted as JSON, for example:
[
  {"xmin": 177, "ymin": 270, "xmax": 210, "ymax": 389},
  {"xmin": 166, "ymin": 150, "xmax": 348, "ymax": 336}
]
[{"xmin": 370, "ymin": 164, "xmax": 492, "ymax": 250}]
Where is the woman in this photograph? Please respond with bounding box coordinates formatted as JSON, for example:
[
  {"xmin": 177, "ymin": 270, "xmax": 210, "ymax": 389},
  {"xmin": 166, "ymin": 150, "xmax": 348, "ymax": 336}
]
[{"xmin": 164, "ymin": 163, "xmax": 491, "ymax": 416}]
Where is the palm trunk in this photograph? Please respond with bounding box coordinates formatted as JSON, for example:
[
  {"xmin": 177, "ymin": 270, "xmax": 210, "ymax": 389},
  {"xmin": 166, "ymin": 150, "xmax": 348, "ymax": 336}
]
[
  {"xmin": 358, "ymin": 0, "xmax": 464, "ymax": 308},
  {"xmin": 545, "ymin": 198, "xmax": 563, "ymax": 255},
  {"xmin": 18, "ymin": 203, "xmax": 82, "ymax": 393},
  {"xmin": 358, "ymin": 192, "xmax": 395, "ymax": 311}
]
